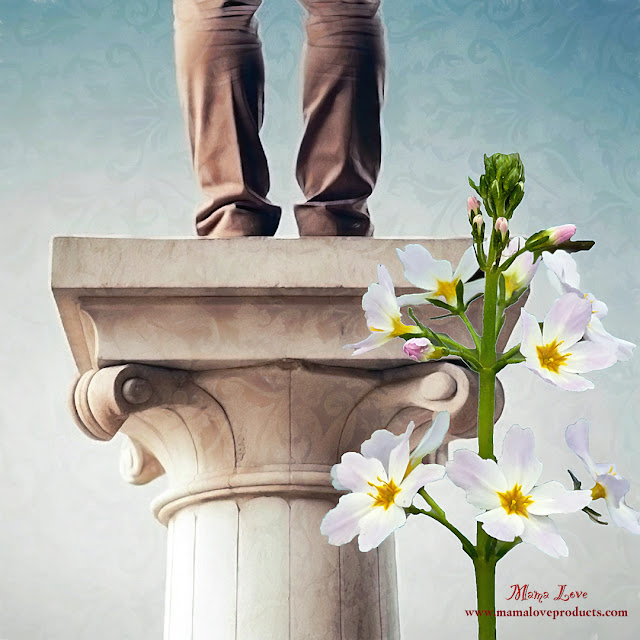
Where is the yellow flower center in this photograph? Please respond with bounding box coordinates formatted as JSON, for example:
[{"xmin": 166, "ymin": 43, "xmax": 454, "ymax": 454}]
[
  {"xmin": 370, "ymin": 316, "xmax": 421, "ymax": 338},
  {"xmin": 591, "ymin": 482, "xmax": 607, "ymax": 500},
  {"xmin": 536, "ymin": 339, "xmax": 571, "ymax": 374},
  {"xmin": 503, "ymin": 274, "xmax": 517, "ymax": 299},
  {"xmin": 368, "ymin": 477, "xmax": 402, "ymax": 510},
  {"xmin": 433, "ymin": 278, "xmax": 459, "ymax": 304},
  {"xmin": 497, "ymin": 483, "xmax": 534, "ymax": 518}
]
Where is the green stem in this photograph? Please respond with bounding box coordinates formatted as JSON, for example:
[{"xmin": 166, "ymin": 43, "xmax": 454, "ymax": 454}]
[
  {"xmin": 418, "ymin": 488, "xmax": 446, "ymax": 519},
  {"xmin": 473, "ymin": 251, "xmax": 501, "ymax": 639},
  {"xmin": 494, "ymin": 344, "xmax": 524, "ymax": 373},
  {"xmin": 478, "ymin": 268, "xmax": 499, "ymax": 458},
  {"xmin": 409, "ymin": 491, "xmax": 477, "ymax": 559},
  {"xmin": 425, "ymin": 511, "xmax": 477, "ymax": 560},
  {"xmin": 460, "ymin": 310, "xmax": 482, "ymax": 350},
  {"xmin": 474, "ymin": 555, "xmax": 497, "ymax": 640},
  {"xmin": 495, "ymin": 538, "xmax": 521, "ymax": 560}
]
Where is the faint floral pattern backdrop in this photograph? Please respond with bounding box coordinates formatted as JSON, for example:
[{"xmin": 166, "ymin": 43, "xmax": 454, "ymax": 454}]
[{"xmin": 1, "ymin": 0, "xmax": 639, "ymax": 638}]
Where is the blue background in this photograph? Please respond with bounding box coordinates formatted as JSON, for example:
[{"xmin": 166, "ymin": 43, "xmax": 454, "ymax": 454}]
[{"xmin": 1, "ymin": 1, "xmax": 639, "ymax": 638}]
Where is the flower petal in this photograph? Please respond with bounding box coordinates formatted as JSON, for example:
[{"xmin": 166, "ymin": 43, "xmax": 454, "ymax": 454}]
[
  {"xmin": 565, "ymin": 419, "xmax": 598, "ymax": 478},
  {"xmin": 396, "ymin": 244, "xmax": 452, "ymax": 291},
  {"xmin": 503, "ymin": 252, "xmax": 539, "ymax": 298},
  {"xmin": 563, "ymin": 341, "xmax": 618, "ymax": 373},
  {"xmin": 528, "ymin": 481, "xmax": 591, "ymax": 515},
  {"xmin": 361, "ymin": 428, "xmax": 405, "ymax": 463},
  {"xmin": 357, "ymin": 504, "xmax": 407, "ymax": 551},
  {"xmin": 453, "ymin": 246, "xmax": 480, "ymax": 282},
  {"xmin": 529, "ymin": 365, "xmax": 595, "ymax": 392},
  {"xmin": 519, "ymin": 309, "xmax": 543, "ymax": 359},
  {"xmin": 542, "ymin": 251, "xmax": 580, "ymax": 290},
  {"xmin": 332, "ymin": 452, "xmax": 387, "ymax": 493},
  {"xmin": 462, "ymin": 279, "xmax": 486, "ymax": 304},
  {"xmin": 320, "ymin": 492, "xmax": 375, "ymax": 546},
  {"xmin": 346, "ymin": 332, "xmax": 392, "ymax": 356},
  {"xmin": 446, "ymin": 449, "xmax": 506, "ymax": 510},
  {"xmin": 585, "ymin": 317, "xmax": 635, "ymax": 362},
  {"xmin": 587, "ymin": 294, "xmax": 608, "ymax": 319},
  {"xmin": 542, "ymin": 293, "xmax": 591, "ymax": 347},
  {"xmin": 396, "ymin": 464, "xmax": 446, "ymax": 507},
  {"xmin": 360, "ymin": 423, "xmax": 415, "ymax": 474},
  {"xmin": 396, "ymin": 292, "xmax": 431, "ymax": 308},
  {"xmin": 330, "ymin": 465, "xmax": 347, "ymax": 490},
  {"xmin": 408, "ymin": 412, "xmax": 450, "ymax": 468},
  {"xmin": 387, "ymin": 434, "xmax": 412, "ymax": 483},
  {"xmin": 597, "ymin": 473, "xmax": 631, "ymax": 509},
  {"xmin": 376, "ymin": 263, "xmax": 395, "ymax": 295},
  {"xmin": 606, "ymin": 499, "xmax": 640, "ymax": 534},
  {"xmin": 502, "ymin": 236, "xmax": 525, "ymax": 259},
  {"xmin": 477, "ymin": 508, "xmax": 525, "ymax": 541},
  {"xmin": 362, "ymin": 282, "xmax": 398, "ymax": 331},
  {"xmin": 520, "ymin": 514, "xmax": 569, "ymax": 558},
  {"xmin": 498, "ymin": 426, "xmax": 543, "ymax": 494}
]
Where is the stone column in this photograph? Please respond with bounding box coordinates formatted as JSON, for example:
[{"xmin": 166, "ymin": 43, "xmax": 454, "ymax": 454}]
[{"xmin": 52, "ymin": 238, "xmax": 518, "ymax": 640}]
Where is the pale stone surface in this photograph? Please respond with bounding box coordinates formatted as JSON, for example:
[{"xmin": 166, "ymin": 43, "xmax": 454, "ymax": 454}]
[
  {"xmin": 237, "ymin": 497, "xmax": 290, "ymax": 639},
  {"xmin": 191, "ymin": 502, "xmax": 238, "ymax": 639},
  {"xmin": 51, "ymin": 237, "xmax": 521, "ymax": 640},
  {"xmin": 289, "ymin": 499, "xmax": 341, "ymax": 640},
  {"xmin": 51, "ymin": 237, "xmax": 520, "ymax": 372}
]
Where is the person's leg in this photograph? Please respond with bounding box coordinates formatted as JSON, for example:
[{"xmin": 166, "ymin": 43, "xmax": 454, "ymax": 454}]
[
  {"xmin": 295, "ymin": 0, "xmax": 385, "ymax": 236},
  {"xmin": 174, "ymin": 0, "xmax": 281, "ymax": 236}
]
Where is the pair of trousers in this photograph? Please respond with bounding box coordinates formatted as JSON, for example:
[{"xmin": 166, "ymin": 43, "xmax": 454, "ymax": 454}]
[{"xmin": 173, "ymin": 0, "xmax": 385, "ymax": 236}]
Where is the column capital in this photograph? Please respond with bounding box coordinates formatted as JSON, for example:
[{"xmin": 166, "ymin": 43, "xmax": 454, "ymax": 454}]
[{"xmin": 70, "ymin": 360, "xmax": 500, "ymax": 524}]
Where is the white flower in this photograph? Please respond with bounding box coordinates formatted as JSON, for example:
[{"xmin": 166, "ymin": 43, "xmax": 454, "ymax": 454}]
[
  {"xmin": 447, "ymin": 426, "xmax": 592, "ymax": 557},
  {"xmin": 346, "ymin": 264, "xmax": 421, "ymax": 356},
  {"xmin": 322, "ymin": 415, "xmax": 449, "ymax": 552},
  {"xmin": 565, "ymin": 419, "xmax": 640, "ymax": 534},
  {"xmin": 500, "ymin": 237, "xmax": 540, "ymax": 302},
  {"xmin": 519, "ymin": 292, "xmax": 618, "ymax": 391},
  {"xmin": 395, "ymin": 245, "xmax": 484, "ymax": 308},
  {"xmin": 543, "ymin": 251, "xmax": 635, "ymax": 362}
]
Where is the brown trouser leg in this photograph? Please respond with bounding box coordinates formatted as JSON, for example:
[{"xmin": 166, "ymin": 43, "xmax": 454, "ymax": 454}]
[
  {"xmin": 294, "ymin": 0, "xmax": 385, "ymax": 236},
  {"xmin": 174, "ymin": 0, "xmax": 281, "ymax": 236}
]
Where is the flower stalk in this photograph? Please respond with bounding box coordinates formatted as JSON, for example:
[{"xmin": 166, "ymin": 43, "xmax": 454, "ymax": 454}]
[
  {"xmin": 332, "ymin": 152, "xmax": 633, "ymax": 640},
  {"xmin": 474, "ymin": 555, "xmax": 497, "ymax": 640},
  {"xmin": 474, "ymin": 266, "xmax": 499, "ymax": 636}
]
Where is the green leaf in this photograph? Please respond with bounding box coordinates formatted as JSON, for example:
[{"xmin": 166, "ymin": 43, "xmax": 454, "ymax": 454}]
[
  {"xmin": 406, "ymin": 307, "xmax": 428, "ymax": 332},
  {"xmin": 456, "ymin": 279, "xmax": 465, "ymax": 308},
  {"xmin": 567, "ymin": 469, "xmax": 582, "ymax": 490},
  {"xmin": 547, "ymin": 240, "xmax": 595, "ymax": 254},
  {"xmin": 427, "ymin": 298, "xmax": 457, "ymax": 312},
  {"xmin": 498, "ymin": 273, "xmax": 506, "ymax": 305}
]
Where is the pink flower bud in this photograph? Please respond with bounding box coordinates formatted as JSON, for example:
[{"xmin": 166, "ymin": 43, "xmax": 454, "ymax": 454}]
[
  {"xmin": 472, "ymin": 214, "xmax": 484, "ymax": 230},
  {"xmin": 546, "ymin": 224, "xmax": 576, "ymax": 246},
  {"xmin": 495, "ymin": 217, "xmax": 509, "ymax": 240},
  {"xmin": 467, "ymin": 195, "xmax": 480, "ymax": 216},
  {"xmin": 403, "ymin": 338, "xmax": 436, "ymax": 362}
]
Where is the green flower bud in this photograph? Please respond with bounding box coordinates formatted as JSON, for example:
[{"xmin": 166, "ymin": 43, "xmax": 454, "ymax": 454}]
[{"xmin": 469, "ymin": 153, "xmax": 526, "ymax": 221}]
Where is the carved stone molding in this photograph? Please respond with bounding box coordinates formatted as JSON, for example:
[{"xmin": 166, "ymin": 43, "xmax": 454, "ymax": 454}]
[{"xmin": 70, "ymin": 360, "xmax": 500, "ymax": 524}]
